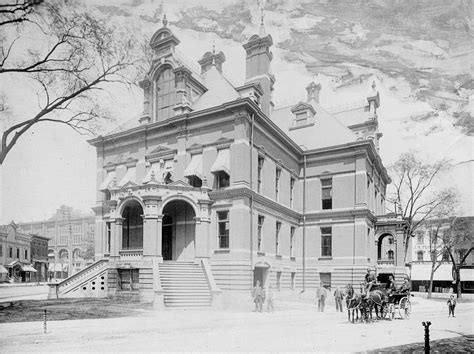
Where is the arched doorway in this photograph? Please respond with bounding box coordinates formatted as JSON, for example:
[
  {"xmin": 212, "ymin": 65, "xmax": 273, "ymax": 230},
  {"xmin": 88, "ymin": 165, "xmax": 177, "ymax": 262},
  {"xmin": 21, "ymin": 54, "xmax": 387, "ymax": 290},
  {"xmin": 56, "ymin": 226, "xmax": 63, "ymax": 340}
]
[
  {"xmin": 377, "ymin": 233, "xmax": 395, "ymax": 263},
  {"xmin": 161, "ymin": 200, "xmax": 196, "ymax": 261},
  {"xmin": 122, "ymin": 200, "xmax": 144, "ymax": 249}
]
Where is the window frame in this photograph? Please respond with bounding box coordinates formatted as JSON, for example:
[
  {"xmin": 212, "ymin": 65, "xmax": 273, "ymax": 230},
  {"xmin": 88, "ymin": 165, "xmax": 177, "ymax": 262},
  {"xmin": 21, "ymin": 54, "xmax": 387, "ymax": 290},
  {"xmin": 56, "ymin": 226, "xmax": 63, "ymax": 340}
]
[
  {"xmin": 257, "ymin": 156, "xmax": 264, "ymax": 194},
  {"xmin": 257, "ymin": 215, "xmax": 264, "ymax": 252},
  {"xmin": 321, "ymin": 178, "xmax": 333, "ymax": 210},
  {"xmin": 290, "ymin": 177, "xmax": 295, "ymax": 208},
  {"xmin": 217, "ymin": 210, "xmax": 230, "ymax": 249},
  {"xmin": 275, "ymin": 221, "xmax": 281, "ymax": 255},
  {"xmin": 321, "ymin": 227, "xmax": 332, "ymax": 257},
  {"xmin": 275, "ymin": 168, "xmax": 281, "ymax": 202},
  {"xmin": 290, "ymin": 226, "xmax": 295, "ymax": 258}
]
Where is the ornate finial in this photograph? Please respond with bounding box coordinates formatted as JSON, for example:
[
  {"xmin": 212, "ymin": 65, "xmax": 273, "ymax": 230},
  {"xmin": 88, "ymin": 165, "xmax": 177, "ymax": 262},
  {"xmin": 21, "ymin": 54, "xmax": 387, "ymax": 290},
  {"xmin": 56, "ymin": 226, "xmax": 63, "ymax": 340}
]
[
  {"xmin": 162, "ymin": 13, "xmax": 168, "ymax": 27},
  {"xmin": 259, "ymin": 4, "xmax": 266, "ymax": 37},
  {"xmin": 371, "ymin": 80, "xmax": 376, "ymax": 91}
]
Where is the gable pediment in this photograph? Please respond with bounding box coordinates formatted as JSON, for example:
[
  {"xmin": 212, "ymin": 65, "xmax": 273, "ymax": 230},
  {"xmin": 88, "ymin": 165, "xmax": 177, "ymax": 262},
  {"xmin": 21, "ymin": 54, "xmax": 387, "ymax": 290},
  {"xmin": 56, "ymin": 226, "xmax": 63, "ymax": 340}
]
[
  {"xmin": 167, "ymin": 179, "xmax": 193, "ymax": 189},
  {"xmin": 121, "ymin": 181, "xmax": 138, "ymax": 189},
  {"xmin": 150, "ymin": 145, "xmax": 173, "ymax": 155},
  {"xmin": 291, "ymin": 102, "xmax": 316, "ymax": 115}
]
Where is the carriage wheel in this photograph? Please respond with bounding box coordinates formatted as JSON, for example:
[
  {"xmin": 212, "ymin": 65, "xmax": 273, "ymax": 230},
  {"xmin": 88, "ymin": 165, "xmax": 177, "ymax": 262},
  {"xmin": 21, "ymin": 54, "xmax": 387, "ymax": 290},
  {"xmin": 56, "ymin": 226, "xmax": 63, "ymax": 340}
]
[{"xmin": 399, "ymin": 297, "xmax": 411, "ymax": 319}]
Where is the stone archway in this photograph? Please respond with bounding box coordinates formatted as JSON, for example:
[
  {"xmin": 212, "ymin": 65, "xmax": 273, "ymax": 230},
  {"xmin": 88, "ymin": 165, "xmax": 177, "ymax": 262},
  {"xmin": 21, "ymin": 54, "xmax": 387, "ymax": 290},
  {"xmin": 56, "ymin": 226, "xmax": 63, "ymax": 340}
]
[
  {"xmin": 161, "ymin": 200, "xmax": 196, "ymax": 261},
  {"xmin": 121, "ymin": 199, "xmax": 144, "ymax": 249},
  {"xmin": 377, "ymin": 233, "xmax": 395, "ymax": 262}
]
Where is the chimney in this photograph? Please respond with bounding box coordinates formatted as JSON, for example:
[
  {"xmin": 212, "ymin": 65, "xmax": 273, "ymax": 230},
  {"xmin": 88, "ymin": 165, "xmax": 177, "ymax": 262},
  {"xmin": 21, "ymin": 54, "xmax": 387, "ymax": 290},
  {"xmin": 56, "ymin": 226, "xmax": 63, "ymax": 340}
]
[
  {"xmin": 242, "ymin": 32, "xmax": 275, "ymax": 117},
  {"xmin": 198, "ymin": 50, "xmax": 226, "ymax": 74},
  {"xmin": 306, "ymin": 82, "xmax": 321, "ymax": 104}
]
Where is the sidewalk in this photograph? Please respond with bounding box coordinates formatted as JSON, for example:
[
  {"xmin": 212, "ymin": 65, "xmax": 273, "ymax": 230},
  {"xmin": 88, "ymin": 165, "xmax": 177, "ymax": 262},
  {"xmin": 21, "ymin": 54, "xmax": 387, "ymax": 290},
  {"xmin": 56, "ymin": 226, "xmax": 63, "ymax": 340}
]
[{"xmin": 370, "ymin": 334, "xmax": 474, "ymax": 353}]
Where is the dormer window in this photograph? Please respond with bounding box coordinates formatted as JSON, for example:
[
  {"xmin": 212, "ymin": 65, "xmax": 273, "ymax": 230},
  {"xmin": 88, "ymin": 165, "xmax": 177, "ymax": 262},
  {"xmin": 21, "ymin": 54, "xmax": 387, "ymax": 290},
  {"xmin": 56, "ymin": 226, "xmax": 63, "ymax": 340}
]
[
  {"xmin": 295, "ymin": 111, "xmax": 308, "ymax": 126},
  {"xmin": 155, "ymin": 67, "xmax": 176, "ymax": 122},
  {"xmin": 290, "ymin": 102, "xmax": 316, "ymax": 130}
]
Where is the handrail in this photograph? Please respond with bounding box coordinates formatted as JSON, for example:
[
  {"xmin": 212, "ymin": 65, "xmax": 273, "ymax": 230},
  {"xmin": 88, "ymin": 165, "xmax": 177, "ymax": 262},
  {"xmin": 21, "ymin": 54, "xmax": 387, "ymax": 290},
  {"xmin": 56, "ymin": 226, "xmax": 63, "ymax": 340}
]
[{"xmin": 55, "ymin": 259, "xmax": 109, "ymax": 291}]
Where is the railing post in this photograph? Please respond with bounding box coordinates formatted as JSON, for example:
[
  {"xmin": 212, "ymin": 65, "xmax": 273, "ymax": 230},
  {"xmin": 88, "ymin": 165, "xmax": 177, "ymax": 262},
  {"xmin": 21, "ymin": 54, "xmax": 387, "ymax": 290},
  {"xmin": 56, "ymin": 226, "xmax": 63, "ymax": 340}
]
[
  {"xmin": 43, "ymin": 309, "xmax": 47, "ymax": 334},
  {"xmin": 422, "ymin": 321, "xmax": 431, "ymax": 354}
]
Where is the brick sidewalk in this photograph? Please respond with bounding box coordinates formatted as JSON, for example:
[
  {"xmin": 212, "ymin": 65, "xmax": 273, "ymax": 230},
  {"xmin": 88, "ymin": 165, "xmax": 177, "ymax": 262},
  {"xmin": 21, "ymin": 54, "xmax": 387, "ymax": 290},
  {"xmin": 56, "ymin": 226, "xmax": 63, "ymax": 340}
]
[{"xmin": 369, "ymin": 335, "xmax": 474, "ymax": 353}]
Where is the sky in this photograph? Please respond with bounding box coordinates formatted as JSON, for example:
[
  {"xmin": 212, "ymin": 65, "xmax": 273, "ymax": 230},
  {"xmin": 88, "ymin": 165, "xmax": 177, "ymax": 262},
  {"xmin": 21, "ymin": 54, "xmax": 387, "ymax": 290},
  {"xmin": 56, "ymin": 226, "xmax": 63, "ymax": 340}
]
[{"xmin": 0, "ymin": 0, "xmax": 472, "ymax": 223}]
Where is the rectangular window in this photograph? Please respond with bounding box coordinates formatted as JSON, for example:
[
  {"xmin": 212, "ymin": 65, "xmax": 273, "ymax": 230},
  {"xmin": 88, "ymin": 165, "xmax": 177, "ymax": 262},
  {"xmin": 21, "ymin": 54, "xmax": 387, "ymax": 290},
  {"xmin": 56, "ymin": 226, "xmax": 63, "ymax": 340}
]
[
  {"xmin": 291, "ymin": 272, "xmax": 296, "ymax": 290},
  {"xmin": 290, "ymin": 226, "xmax": 295, "ymax": 258},
  {"xmin": 321, "ymin": 227, "xmax": 332, "ymax": 257},
  {"xmin": 216, "ymin": 171, "xmax": 230, "ymax": 189},
  {"xmin": 290, "ymin": 177, "xmax": 295, "ymax": 208},
  {"xmin": 9, "ymin": 247, "xmax": 13, "ymax": 258},
  {"xmin": 275, "ymin": 168, "xmax": 281, "ymax": 201},
  {"xmin": 25, "ymin": 249, "xmax": 28, "ymax": 260},
  {"xmin": 257, "ymin": 156, "xmax": 264, "ymax": 193},
  {"xmin": 320, "ymin": 272, "xmax": 331, "ymax": 289},
  {"xmin": 16, "ymin": 248, "xmax": 20, "ymax": 259},
  {"xmin": 0, "ymin": 245, "xmax": 2, "ymax": 257},
  {"xmin": 417, "ymin": 233, "xmax": 424, "ymax": 244},
  {"xmin": 276, "ymin": 271, "xmax": 282, "ymax": 291},
  {"xmin": 295, "ymin": 111, "xmax": 308, "ymax": 126},
  {"xmin": 275, "ymin": 221, "xmax": 281, "ymax": 255},
  {"xmin": 106, "ymin": 222, "xmax": 111, "ymax": 253},
  {"xmin": 217, "ymin": 211, "xmax": 230, "ymax": 249},
  {"xmin": 321, "ymin": 179, "xmax": 332, "ymax": 210},
  {"xmin": 257, "ymin": 215, "xmax": 264, "ymax": 252}
]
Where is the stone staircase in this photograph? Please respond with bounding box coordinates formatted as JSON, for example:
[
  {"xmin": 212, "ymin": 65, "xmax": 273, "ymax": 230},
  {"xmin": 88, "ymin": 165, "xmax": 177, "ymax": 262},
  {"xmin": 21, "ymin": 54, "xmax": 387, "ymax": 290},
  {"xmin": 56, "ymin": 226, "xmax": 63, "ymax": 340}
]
[
  {"xmin": 48, "ymin": 259, "xmax": 109, "ymax": 299},
  {"xmin": 159, "ymin": 261, "xmax": 212, "ymax": 307}
]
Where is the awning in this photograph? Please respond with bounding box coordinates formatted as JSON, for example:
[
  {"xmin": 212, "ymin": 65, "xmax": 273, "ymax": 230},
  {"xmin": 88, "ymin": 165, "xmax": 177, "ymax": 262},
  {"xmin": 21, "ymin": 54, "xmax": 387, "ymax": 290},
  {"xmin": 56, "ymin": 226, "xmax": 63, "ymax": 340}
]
[
  {"xmin": 118, "ymin": 167, "xmax": 137, "ymax": 187},
  {"xmin": 184, "ymin": 154, "xmax": 203, "ymax": 179},
  {"xmin": 99, "ymin": 170, "xmax": 116, "ymax": 191},
  {"xmin": 210, "ymin": 149, "xmax": 230, "ymax": 175},
  {"xmin": 142, "ymin": 162, "xmax": 162, "ymax": 184},
  {"xmin": 254, "ymin": 262, "xmax": 271, "ymax": 269},
  {"xmin": 0, "ymin": 265, "xmax": 8, "ymax": 274},
  {"xmin": 22, "ymin": 265, "xmax": 37, "ymax": 272}
]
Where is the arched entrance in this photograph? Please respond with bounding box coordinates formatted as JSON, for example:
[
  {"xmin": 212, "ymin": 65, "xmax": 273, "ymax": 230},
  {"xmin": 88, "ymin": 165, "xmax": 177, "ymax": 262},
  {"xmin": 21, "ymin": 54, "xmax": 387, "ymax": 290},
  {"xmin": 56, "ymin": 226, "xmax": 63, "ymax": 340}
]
[
  {"xmin": 377, "ymin": 233, "xmax": 395, "ymax": 263},
  {"xmin": 161, "ymin": 200, "xmax": 196, "ymax": 261},
  {"xmin": 122, "ymin": 200, "xmax": 144, "ymax": 249},
  {"xmin": 254, "ymin": 262, "xmax": 270, "ymax": 287}
]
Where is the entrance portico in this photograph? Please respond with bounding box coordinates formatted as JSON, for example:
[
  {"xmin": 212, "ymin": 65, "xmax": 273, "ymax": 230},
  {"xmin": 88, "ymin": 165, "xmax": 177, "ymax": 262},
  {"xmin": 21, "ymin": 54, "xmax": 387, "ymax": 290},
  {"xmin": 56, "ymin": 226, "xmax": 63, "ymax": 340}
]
[{"xmin": 103, "ymin": 177, "xmax": 213, "ymax": 264}]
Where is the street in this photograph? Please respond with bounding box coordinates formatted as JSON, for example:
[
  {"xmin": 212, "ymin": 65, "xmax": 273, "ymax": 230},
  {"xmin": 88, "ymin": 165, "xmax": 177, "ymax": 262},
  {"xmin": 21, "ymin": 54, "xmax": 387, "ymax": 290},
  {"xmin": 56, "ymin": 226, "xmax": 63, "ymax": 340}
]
[{"xmin": 0, "ymin": 295, "xmax": 472, "ymax": 352}]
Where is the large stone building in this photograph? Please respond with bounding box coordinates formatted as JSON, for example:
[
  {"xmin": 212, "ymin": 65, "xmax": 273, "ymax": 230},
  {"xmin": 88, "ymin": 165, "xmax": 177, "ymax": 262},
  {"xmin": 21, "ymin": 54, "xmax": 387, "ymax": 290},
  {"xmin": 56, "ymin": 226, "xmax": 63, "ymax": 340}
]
[
  {"xmin": 50, "ymin": 17, "xmax": 408, "ymax": 306},
  {"xmin": 0, "ymin": 222, "xmax": 49, "ymax": 282},
  {"xmin": 18, "ymin": 205, "xmax": 95, "ymax": 279}
]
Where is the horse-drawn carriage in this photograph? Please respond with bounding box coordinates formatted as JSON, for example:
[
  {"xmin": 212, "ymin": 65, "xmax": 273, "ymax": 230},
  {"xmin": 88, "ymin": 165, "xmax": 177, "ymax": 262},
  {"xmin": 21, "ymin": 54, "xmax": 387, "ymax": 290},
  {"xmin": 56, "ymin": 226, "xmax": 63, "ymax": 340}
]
[
  {"xmin": 382, "ymin": 290, "xmax": 411, "ymax": 320},
  {"xmin": 346, "ymin": 283, "xmax": 412, "ymax": 323}
]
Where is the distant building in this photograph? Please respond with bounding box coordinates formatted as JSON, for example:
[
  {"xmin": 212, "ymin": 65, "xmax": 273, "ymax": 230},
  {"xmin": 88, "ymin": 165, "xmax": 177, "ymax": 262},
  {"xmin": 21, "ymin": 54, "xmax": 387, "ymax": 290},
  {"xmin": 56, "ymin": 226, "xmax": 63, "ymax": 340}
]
[
  {"xmin": 411, "ymin": 216, "xmax": 474, "ymax": 293},
  {"xmin": 0, "ymin": 222, "xmax": 49, "ymax": 282},
  {"xmin": 18, "ymin": 205, "xmax": 95, "ymax": 279}
]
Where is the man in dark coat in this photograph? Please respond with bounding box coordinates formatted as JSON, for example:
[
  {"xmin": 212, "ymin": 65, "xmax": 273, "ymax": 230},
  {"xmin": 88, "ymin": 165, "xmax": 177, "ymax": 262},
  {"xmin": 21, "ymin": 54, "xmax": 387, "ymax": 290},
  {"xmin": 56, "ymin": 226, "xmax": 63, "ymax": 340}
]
[
  {"xmin": 364, "ymin": 268, "xmax": 376, "ymax": 293},
  {"xmin": 252, "ymin": 280, "xmax": 264, "ymax": 312}
]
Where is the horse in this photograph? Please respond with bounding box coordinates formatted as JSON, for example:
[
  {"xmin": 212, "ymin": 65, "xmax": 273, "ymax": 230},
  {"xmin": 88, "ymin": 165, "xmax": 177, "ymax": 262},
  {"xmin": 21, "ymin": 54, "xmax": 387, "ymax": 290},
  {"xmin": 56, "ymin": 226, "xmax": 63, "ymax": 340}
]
[
  {"xmin": 360, "ymin": 282, "xmax": 387, "ymax": 321},
  {"xmin": 345, "ymin": 283, "xmax": 365, "ymax": 323}
]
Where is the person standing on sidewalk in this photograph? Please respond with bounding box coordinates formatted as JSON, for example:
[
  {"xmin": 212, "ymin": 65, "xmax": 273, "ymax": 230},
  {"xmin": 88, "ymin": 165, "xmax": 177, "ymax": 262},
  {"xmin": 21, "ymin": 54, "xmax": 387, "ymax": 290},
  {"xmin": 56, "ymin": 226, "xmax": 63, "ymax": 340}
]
[
  {"xmin": 447, "ymin": 295, "xmax": 456, "ymax": 317},
  {"xmin": 334, "ymin": 286, "xmax": 344, "ymax": 312},
  {"xmin": 316, "ymin": 282, "xmax": 327, "ymax": 312}
]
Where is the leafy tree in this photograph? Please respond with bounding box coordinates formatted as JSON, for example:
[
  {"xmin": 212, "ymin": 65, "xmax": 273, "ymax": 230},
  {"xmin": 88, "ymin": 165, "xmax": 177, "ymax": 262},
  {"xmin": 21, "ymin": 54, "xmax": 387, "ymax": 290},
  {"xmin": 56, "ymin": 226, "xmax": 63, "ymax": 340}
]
[
  {"xmin": 444, "ymin": 217, "xmax": 473, "ymax": 298},
  {"xmin": 0, "ymin": 1, "xmax": 136, "ymax": 165},
  {"xmin": 388, "ymin": 151, "xmax": 458, "ymax": 263}
]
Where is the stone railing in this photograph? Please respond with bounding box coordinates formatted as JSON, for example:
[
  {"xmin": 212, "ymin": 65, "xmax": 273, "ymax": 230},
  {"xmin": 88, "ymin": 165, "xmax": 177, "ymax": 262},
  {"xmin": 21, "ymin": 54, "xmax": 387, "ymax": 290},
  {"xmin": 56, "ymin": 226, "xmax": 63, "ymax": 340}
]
[
  {"xmin": 119, "ymin": 249, "xmax": 143, "ymax": 261},
  {"xmin": 48, "ymin": 259, "xmax": 109, "ymax": 298},
  {"xmin": 377, "ymin": 259, "xmax": 395, "ymax": 265}
]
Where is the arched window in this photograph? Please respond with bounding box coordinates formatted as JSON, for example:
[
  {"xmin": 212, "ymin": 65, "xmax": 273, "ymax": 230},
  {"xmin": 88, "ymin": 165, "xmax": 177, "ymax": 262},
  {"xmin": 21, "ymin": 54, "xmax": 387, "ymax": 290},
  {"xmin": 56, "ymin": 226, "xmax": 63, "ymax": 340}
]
[
  {"xmin": 155, "ymin": 67, "xmax": 176, "ymax": 121},
  {"xmin": 417, "ymin": 251, "xmax": 424, "ymax": 262},
  {"xmin": 387, "ymin": 250, "xmax": 394, "ymax": 260}
]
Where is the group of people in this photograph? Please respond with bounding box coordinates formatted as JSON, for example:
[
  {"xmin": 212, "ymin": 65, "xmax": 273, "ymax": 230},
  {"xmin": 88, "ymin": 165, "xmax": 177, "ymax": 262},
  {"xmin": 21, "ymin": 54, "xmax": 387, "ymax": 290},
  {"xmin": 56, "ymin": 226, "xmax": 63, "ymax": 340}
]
[
  {"xmin": 252, "ymin": 280, "xmax": 275, "ymax": 312},
  {"xmin": 316, "ymin": 282, "xmax": 345, "ymax": 312}
]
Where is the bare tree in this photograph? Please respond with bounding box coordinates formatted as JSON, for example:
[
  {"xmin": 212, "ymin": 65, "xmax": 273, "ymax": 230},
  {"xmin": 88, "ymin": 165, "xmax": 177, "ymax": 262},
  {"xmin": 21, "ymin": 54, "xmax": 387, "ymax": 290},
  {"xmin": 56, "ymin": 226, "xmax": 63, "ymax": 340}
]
[
  {"xmin": 444, "ymin": 217, "xmax": 473, "ymax": 298},
  {"xmin": 0, "ymin": 1, "xmax": 137, "ymax": 165},
  {"xmin": 388, "ymin": 152, "xmax": 458, "ymax": 262}
]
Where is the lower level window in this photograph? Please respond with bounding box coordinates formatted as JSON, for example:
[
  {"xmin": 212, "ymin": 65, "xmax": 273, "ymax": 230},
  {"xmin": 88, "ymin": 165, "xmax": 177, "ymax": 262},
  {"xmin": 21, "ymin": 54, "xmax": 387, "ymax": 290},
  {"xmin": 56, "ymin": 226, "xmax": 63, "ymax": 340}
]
[
  {"xmin": 215, "ymin": 171, "xmax": 230, "ymax": 189},
  {"xmin": 188, "ymin": 176, "xmax": 202, "ymax": 188},
  {"xmin": 118, "ymin": 269, "xmax": 139, "ymax": 291},
  {"xmin": 217, "ymin": 211, "xmax": 229, "ymax": 249},
  {"xmin": 321, "ymin": 227, "xmax": 332, "ymax": 257}
]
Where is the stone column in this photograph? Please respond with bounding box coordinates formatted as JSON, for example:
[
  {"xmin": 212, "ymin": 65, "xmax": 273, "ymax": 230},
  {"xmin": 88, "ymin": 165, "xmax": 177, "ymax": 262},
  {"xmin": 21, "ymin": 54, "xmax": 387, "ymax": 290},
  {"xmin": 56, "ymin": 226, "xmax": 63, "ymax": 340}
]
[
  {"xmin": 194, "ymin": 216, "xmax": 211, "ymax": 262},
  {"xmin": 142, "ymin": 196, "xmax": 163, "ymax": 262},
  {"xmin": 111, "ymin": 217, "xmax": 124, "ymax": 262}
]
